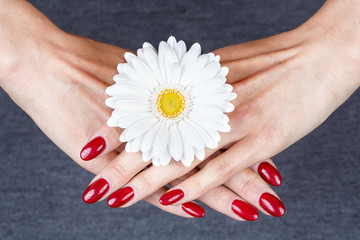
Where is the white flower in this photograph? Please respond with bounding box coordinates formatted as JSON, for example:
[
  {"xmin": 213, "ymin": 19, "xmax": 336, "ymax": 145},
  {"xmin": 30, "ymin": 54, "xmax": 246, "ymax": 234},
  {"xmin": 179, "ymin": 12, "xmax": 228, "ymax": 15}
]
[{"xmin": 106, "ymin": 36, "xmax": 237, "ymax": 167}]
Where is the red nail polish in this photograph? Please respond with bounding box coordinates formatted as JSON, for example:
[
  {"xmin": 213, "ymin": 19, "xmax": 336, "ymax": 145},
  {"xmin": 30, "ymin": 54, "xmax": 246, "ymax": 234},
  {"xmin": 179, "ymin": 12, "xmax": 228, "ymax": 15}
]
[
  {"xmin": 80, "ymin": 137, "xmax": 106, "ymax": 161},
  {"xmin": 159, "ymin": 189, "xmax": 184, "ymax": 205},
  {"xmin": 258, "ymin": 162, "xmax": 282, "ymax": 186},
  {"xmin": 259, "ymin": 193, "xmax": 285, "ymax": 217},
  {"xmin": 82, "ymin": 178, "xmax": 109, "ymax": 204},
  {"xmin": 107, "ymin": 187, "xmax": 134, "ymax": 208},
  {"xmin": 231, "ymin": 200, "xmax": 259, "ymax": 221},
  {"xmin": 182, "ymin": 202, "xmax": 205, "ymax": 218}
]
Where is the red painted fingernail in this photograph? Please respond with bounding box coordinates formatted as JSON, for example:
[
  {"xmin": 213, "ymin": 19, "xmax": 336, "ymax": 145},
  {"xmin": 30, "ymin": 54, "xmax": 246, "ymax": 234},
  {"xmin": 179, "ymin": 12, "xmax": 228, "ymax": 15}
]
[
  {"xmin": 259, "ymin": 193, "xmax": 285, "ymax": 217},
  {"xmin": 231, "ymin": 199, "xmax": 259, "ymax": 221},
  {"xmin": 159, "ymin": 189, "xmax": 184, "ymax": 205},
  {"xmin": 258, "ymin": 162, "xmax": 282, "ymax": 186},
  {"xmin": 80, "ymin": 137, "xmax": 106, "ymax": 161},
  {"xmin": 82, "ymin": 178, "xmax": 109, "ymax": 204},
  {"xmin": 181, "ymin": 202, "xmax": 205, "ymax": 218},
  {"xmin": 107, "ymin": 187, "xmax": 134, "ymax": 208}
]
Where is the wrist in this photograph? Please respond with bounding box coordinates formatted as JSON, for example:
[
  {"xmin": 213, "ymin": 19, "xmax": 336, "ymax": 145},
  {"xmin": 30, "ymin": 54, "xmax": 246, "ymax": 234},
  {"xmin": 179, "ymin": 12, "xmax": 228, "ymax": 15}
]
[
  {"xmin": 297, "ymin": 0, "xmax": 360, "ymax": 89},
  {"xmin": 0, "ymin": 0, "xmax": 65, "ymax": 92}
]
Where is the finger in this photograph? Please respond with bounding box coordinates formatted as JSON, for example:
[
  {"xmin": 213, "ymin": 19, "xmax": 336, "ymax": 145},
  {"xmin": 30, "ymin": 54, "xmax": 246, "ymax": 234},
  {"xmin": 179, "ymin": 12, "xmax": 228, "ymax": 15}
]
[
  {"xmin": 107, "ymin": 168, "xmax": 205, "ymax": 218},
  {"xmin": 160, "ymin": 136, "xmax": 264, "ymax": 206},
  {"xmin": 224, "ymin": 168, "xmax": 285, "ymax": 217},
  {"xmin": 223, "ymin": 47, "xmax": 298, "ymax": 84},
  {"xmin": 170, "ymin": 168, "xmax": 259, "ymax": 221},
  {"xmin": 145, "ymin": 187, "xmax": 202, "ymax": 218},
  {"xmin": 82, "ymin": 151, "xmax": 148, "ymax": 204},
  {"xmin": 212, "ymin": 31, "xmax": 299, "ymax": 62},
  {"xmin": 80, "ymin": 122, "xmax": 123, "ymax": 161},
  {"xmin": 250, "ymin": 159, "xmax": 282, "ymax": 186}
]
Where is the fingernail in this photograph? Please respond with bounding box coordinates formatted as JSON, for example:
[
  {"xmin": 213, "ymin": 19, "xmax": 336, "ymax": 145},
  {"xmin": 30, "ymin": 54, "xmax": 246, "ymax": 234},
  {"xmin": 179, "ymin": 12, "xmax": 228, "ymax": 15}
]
[
  {"xmin": 259, "ymin": 193, "xmax": 285, "ymax": 217},
  {"xmin": 107, "ymin": 187, "xmax": 134, "ymax": 208},
  {"xmin": 159, "ymin": 189, "xmax": 184, "ymax": 205},
  {"xmin": 82, "ymin": 178, "xmax": 109, "ymax": 204},
  {"xmin": 231, "ymin": 199, "xmax": 259, "ymax": 221},
  {"xmin": 181, "ymin": 202, "xmax": 205, "ymax": 218},
  {"xmin": 258, "ymin": 162, "xmax": 282, "ymax": 186},
  {"xmin": 80, "ymin": 137, "xmax": 106, "ymax": 161}
]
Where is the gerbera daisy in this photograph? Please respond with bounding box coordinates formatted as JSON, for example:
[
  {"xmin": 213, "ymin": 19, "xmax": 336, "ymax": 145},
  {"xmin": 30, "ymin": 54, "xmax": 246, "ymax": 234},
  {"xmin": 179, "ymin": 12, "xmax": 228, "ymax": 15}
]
[{"xmin": 106, "ymin": 36, "xmax": 236, "ymax": 167}]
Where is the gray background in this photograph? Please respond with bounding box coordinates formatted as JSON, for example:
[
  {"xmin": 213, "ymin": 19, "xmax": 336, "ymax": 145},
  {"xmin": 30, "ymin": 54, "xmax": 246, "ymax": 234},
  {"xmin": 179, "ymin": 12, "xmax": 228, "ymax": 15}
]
[{"xmin": 1, "ymin": 0, "xmax": 359, "ymax": 239}]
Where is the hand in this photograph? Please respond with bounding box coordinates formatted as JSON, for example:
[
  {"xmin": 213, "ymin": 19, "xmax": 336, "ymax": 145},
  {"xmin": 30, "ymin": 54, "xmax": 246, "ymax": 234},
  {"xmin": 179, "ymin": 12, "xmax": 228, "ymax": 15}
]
[
  {"xmin": 84, "ymin": 0, "xmax": 360, "ymax": 217},
  {"xmin": 0, "ymin": 0, "xmax": 283, "ymax": 220}
]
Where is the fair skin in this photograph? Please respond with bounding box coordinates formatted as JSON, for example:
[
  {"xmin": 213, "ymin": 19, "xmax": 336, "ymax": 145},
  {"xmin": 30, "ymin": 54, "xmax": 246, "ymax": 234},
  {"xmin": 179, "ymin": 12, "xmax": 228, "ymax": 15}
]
[
  {"xmin": 1, "ymin": 0, "xmax": 359, "ymax": 220},
  {"xmin": 0, "ymin": 0, "xmax": 282, "ymax": 220},
  {"xmin": 84, "ymin": 0, "xmax": 360, "ymax": 210}
]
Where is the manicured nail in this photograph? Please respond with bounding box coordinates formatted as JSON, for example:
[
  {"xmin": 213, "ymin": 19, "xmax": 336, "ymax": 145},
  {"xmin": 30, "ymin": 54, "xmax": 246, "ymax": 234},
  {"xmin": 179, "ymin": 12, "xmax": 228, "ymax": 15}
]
[
  {"xmin": 231, "ymin": 199, "xmax": 259, "ymax": 221},
  {"xmin": 80, "ymin": 137, "xmax": 106, "ymax": 161},
  {"xmin": 258, "ymin": 162, "xmax": 282, "ymax": 186},
  {"xmin": 181, "ymin": 202, "xmax": 205, "ymax": 218},
  {"xmin": 107, "ymin": 187, "xmax": 134, "ymax": 208},
  {"xmin": 259, "ymin": 193, "xmax": 285, "ymax": 217},
  {"xmin": 159, "ymin": 189, "xmax": 184, "ymax": 205},
  {"xmin": 82, "ymin": 178, "xmax": 109, "ymax": 204}
]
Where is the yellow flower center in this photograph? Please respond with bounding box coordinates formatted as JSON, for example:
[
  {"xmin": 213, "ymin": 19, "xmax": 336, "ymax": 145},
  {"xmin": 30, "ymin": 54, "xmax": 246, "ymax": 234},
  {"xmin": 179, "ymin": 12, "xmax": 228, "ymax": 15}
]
[{"xmin": 156, "ymin": 89, "xmax": 186, "ymax": 119}]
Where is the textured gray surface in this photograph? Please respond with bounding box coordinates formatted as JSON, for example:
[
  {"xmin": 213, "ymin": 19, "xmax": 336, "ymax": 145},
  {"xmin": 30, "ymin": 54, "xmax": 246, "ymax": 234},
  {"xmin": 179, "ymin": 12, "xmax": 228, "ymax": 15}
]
[{"xmin": 1, "ymin": 0, "xmax": 360, "ymax": 239}]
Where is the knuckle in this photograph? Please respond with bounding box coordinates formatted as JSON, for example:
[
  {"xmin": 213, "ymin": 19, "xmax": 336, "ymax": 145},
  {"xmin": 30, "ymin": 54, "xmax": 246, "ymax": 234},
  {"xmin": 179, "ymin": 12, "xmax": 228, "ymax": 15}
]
[
  {"xmin": 137, "ymin": 172, "xmax": 154, "ymax": 190},
  {"xmin": 259, "ymin": 121, "xmax": 281, "ymax": 145},
  {"xmin": 232, "ymin": 102, "xmax": 254, "ymax": 122},
  {"xmin": 211, "ymin": 160, "xmax": 235, "ymax": 180},
  {"xmin": 191, "ymin": 179, "xmax": 206, "ymax": 197},
  {"xmin": 238, "ymin": 172, "xmax": 259, "ymax": 196},
  {"xmin": 205, "ymin": 187, "xmax": 225, "ymax": 203},
  {"xmin": 108, "ymin": 161, "xmax": 128, "ymax": 180}
]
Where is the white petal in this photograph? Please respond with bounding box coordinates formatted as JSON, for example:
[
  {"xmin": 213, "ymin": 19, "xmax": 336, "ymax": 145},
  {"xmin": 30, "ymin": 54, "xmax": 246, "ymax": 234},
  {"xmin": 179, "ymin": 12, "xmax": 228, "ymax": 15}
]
[
  {"xmin": 169, "ymin": 124, "xmax": 183, "ymax": 161},
  {"xmin": 170, "ymin": 63, "xmax": 182, "ymax": 85},
  {"xmin": 193, "ymin": 93, "xmax": 231, "ymax": 106},
  {"xmin": 207, "ymin": 52, "xmax": 215, "ymax": 62},
  {"xmin": 128, "ymin": 54, "xmax": 159, "ymax": 86},
  {"xmin": 118, "ymin": 64, "xmax": 154, "ymax": 90},
  {"xmin": 178, "ymin": 126, "xmax": 194, "ymax": 167},
  {"xmin": 195, "ymin": 149, "xmax": 205, "ymax": 161},
  {"xmin": 105, "ymin": 96, "xmax": 147, "ymax": 109},
  {"xmin": 191, "ymin": 77, "xmax": 227, "ymax": 96},
  {"xmin": 179, "ymin": 43, "xmax": 201, "ymax": 86},
  {"xmin": 113, "ymin": 100, "xmax": 149, "ymax": 113},
  {"xmin": 120, "ymin": 118, "xmax": 157, "ymax": 142},
  {"xmin": 160, "ymin": 150, "xmax": 172, "ymax": 166},
  {"xmin": 186, "ymin": 120, "xmax": 217, "ymax": 149},
  {"xmin": 158, "ymin": 41, "xmax": 178, "ymax": 83},
  {"xmin": 175, "ymin": 40, "xmax": 186, "ymax": 62},
  {"xmin": 107, "ymin": 116, "xmax": 118, "ymax": 127},
  {"xmin": 131, "ymin": 135, "xmax": 143, "ymax": 152},
  {"xmin": 178, "ymin": 121, "xmax": 204, "ymax": 151},
  {"xmin": 124, "ymin": 52, "xmax": 136, "ymax": 64},
  {"xmin": 218, "ymin": 123, "xmax": 231, "ymax": 133},
  {"xmin": 141, "ymin": 122, "xmax": 162, "ymax": 153},
  {"xmin": 167, "ymin": 36, "xmax": 177, "ymax": 48},
  {"xmin": 152, "ymin": 157, "xmax": 161, "ymax": 167},
  {"xmin": 218, "ymin": 67, "xmax": 229, "ymax": 77},
  {"xmin": 143, "ymin": 47, "xmax": 164, "ymax": 83},
  {"xmin": 152, "ymin": 123, "xmax": 170, "ymax": 158},
  {"xmin": 143, "ymin": 42, "xmax": 157, "ymax": 53},
  {"xmin": 189, "ymin": 112, "xmax": 221, "ymax": 143},
  {"xmin": 229, "ymin": 92, "xmax": 237, "ymax": 101},
  {"xmin": 222, "ymin": 102, "xmax": 235, "ymax": 113},
  {"xmin": 106, "ymin": 82, "xmax": 149, "ymax": 98},
  {"xmin": 142, "ymin": 150, "xmax": 153, "ymax": 162},
  {"xmin": 110, "ymin": 112, "xmax": 153, "ymax": 129},
  {"xmin": 125, "ymin": 139, "xmax": 135, "ymax": 152}
]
